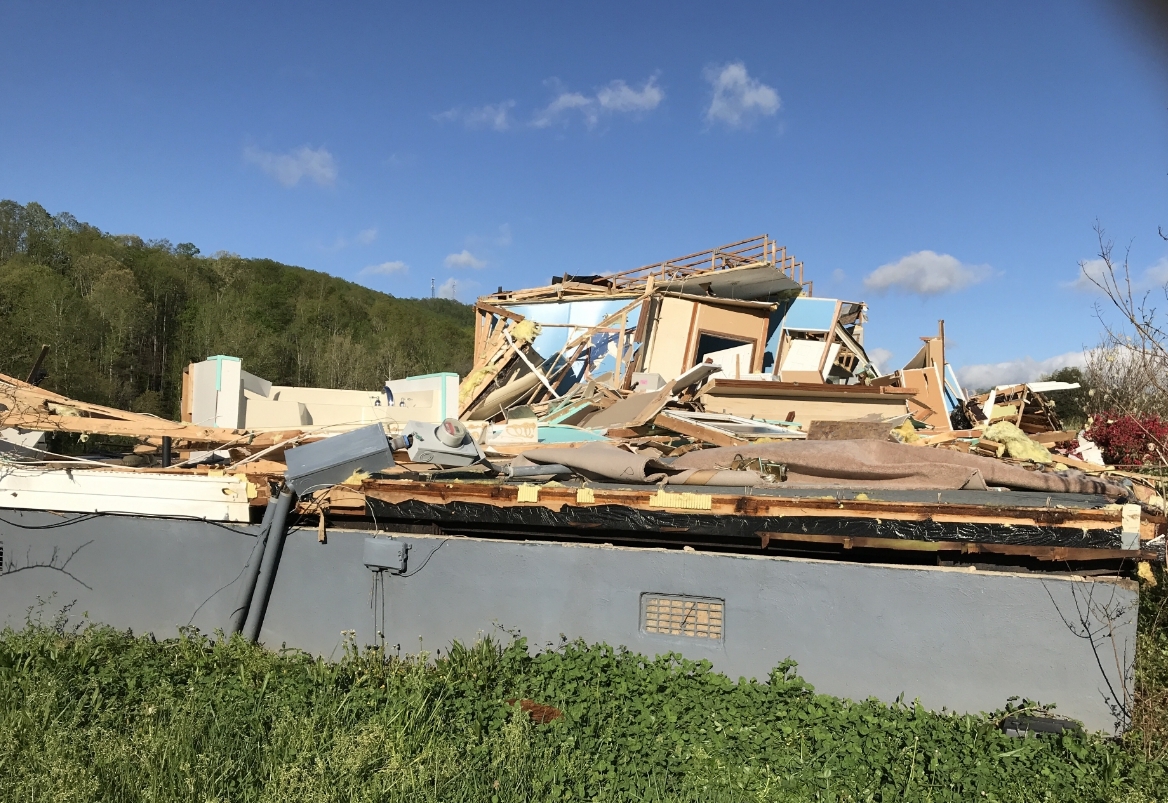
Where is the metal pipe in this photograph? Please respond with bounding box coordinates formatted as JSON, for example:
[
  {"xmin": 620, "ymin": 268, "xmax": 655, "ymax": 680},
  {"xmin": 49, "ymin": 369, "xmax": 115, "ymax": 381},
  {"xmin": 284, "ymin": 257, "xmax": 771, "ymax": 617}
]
[
  {"xmin": 241, "ymin": 489, "xmax": 294, "ymax": 643},
  {"xmin": 161, "ymin": 436, "xmax": 172, "ymax": 468},
  {"xmin": 226, "ymin": 495, "xmax": 279, "ymax": 635}
]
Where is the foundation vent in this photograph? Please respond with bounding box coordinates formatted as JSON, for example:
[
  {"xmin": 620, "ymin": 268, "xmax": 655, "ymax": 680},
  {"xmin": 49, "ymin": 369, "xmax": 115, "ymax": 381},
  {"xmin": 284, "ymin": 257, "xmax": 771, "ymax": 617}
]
[{"xmin": 641, "ymin": 594, "xmax": 724, "ymax": 640}]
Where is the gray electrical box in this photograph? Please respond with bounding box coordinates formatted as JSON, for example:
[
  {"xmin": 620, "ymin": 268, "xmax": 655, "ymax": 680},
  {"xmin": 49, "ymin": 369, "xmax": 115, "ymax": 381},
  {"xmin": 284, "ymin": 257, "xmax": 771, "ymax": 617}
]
[
  {"xmin": 404, "ymin": 419, "xmax": 484, "ymax": 467},
  {"xmin": 363, "ymin": 536, "xmax": 408, "ymax": 573},
  {"xmin": 285, "ymin": 424, "xmax": 395, "ymax": 495}
]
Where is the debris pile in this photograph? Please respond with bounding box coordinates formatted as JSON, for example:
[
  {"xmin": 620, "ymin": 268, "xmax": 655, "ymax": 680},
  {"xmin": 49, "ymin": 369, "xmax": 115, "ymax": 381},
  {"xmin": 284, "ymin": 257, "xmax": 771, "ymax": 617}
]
[
  {"xmin": 1, "ymin": 233, "xmax": 1164, "ymax": 566},
  {"xmin": 0, "ymin": 234, "xmax": 1143, "ymax": 477}
]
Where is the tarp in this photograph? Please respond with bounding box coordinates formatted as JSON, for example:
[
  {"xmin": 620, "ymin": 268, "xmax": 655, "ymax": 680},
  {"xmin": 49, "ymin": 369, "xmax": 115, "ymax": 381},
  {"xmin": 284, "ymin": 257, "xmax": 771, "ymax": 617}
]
[
  {"xmin": 517, "ymin": 440, "xmax": 1128, "ymax": 497},
  {"xmin": 513, "ymin": 444, "xmax": 770, "ymax": 486},
  {"xmin": 670, "ymin": 440, "xmax": 1128, "ymax": 497}
]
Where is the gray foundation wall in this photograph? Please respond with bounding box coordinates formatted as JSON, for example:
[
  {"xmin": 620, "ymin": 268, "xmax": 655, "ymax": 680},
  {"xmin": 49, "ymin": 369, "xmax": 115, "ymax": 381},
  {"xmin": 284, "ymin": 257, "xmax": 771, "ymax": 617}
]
[
  {"xmin": 0, "ymin": 511, "xmax": 1137, "ymax": 733},
  {"xmin": 0, "ymin": 510, "xmax": 256, "ymax": 636}
]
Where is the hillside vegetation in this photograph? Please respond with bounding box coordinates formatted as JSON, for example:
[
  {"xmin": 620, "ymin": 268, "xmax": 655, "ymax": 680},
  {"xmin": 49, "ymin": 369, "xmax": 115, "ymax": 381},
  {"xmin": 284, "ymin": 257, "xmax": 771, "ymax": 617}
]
[{"xmin": 0, "ymin": 201, "xmax": 475, "ymax": 418}]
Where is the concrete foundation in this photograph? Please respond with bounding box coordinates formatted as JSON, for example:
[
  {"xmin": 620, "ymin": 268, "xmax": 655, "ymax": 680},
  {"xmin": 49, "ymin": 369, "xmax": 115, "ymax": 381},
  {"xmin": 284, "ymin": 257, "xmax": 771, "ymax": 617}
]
[{"xmin": 0, "ymin": 510, "xmax": 1137, "ymax": 733}]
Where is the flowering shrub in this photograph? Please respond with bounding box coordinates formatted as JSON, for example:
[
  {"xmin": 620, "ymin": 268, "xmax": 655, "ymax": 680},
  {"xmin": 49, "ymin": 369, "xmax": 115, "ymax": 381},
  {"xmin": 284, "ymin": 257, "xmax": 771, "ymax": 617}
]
[{"xmin": 1084, "ymin": 411, "xmax": 1168, "ymax": 466}]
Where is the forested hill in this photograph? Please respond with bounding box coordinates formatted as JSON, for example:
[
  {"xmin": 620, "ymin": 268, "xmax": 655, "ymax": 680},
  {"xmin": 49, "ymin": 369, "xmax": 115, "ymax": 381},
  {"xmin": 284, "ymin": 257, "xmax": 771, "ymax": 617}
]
[{"xmin": 0, "ymin": 201, "xmax": 475, "ymax": 418}]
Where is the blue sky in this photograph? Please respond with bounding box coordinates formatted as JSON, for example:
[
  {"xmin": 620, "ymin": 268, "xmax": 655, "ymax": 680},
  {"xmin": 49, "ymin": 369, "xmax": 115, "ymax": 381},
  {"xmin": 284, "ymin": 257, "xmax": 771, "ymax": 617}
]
[{"xmin": 2, "ymin": 1, "xmax": 1165, "ymax": 386}]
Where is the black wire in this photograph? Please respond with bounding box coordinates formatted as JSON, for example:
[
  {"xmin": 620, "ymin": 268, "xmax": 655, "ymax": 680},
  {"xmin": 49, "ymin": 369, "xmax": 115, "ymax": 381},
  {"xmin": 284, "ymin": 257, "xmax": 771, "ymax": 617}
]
[
  {"xmin": 0, "ymin": 513, "xmax": 102, "ymax": 530},
  {"xmin": 0, "ymin": 509, "xmax": 264, "ymax": 622},
  {"xmin": 398, "ymin": 538, "xmax": 451, "ymax": 578},
  {"xmin": 0, "ymin": 510, "xmax": 262, "ymax": 535},
  {"xmin": 186, "ymin": 561, "xmax": 251, "ymax": 627}
]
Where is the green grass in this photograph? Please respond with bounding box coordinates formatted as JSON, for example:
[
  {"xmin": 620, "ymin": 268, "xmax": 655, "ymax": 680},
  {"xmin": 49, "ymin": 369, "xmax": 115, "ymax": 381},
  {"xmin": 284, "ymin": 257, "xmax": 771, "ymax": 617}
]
[
  {"xmin": 1, "ymin": 573, "xmax": 1165, "ymax": 802},
  {"xmin": 1131, "ymin": 564, "xmax": 1168, "ymax": 767}
]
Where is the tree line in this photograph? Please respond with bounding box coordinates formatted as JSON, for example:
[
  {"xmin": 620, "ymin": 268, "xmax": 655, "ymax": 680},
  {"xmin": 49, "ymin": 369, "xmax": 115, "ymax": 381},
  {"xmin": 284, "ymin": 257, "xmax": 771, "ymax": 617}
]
[{"xmin": 0, "ymin": 201, "xmax": 475, "ymax": 419}]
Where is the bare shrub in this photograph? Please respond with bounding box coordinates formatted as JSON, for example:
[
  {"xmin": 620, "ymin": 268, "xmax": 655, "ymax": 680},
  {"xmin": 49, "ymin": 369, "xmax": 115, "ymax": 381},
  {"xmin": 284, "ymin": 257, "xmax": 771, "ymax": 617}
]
[{"xmin": 1079, "ymin": 225, "xmax": 1168, "ymax": 463}]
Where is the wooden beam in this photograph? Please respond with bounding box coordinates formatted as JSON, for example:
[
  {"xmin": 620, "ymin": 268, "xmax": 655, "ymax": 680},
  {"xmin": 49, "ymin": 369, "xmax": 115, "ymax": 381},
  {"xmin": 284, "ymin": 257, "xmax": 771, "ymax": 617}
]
[
  {"xmin": 0, "ymin": 412, "xmax": 250, "ymax": 443},
  {"xmin": 816, "ymin": 301, "xmax": 843, "ymax": 376},
  {"xmin": 653, "ymin": 411, "xmax": 747, "ymax": 447},
  {"xmin": 180, "ymin": 365, "xmax": 193, "ymax": 423},
  {"xmin": 655, "ymin": 291, "xmax": 778, "ymax": 311},
  {"xmin": 24, "ymin": 344, "xmax": 50, "ymax": 384},
  {"xmin": 698, "ymin": 379, "xmax": 918, "ymax": 397},
  {"xmin": 1030, "ymin": 430, "xmax": 1078, "ymax": 445},
  {"xmin": 475, "ymin": 301, "xmax": 526, "ymax": 322}
]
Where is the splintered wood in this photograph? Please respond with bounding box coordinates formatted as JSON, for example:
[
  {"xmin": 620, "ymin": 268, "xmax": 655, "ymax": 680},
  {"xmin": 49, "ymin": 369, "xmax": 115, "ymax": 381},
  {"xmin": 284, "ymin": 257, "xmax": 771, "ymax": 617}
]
[{"xmin": 0, "ymin": 371, "xmax": 307, "ymax": 452}]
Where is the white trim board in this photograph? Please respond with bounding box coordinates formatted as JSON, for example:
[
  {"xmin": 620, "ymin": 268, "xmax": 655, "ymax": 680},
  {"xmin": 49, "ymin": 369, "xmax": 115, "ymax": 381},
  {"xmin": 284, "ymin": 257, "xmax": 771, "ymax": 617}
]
[{"xmin": 0, "ymin": 467, "xmax": 252, "ymax": 522}]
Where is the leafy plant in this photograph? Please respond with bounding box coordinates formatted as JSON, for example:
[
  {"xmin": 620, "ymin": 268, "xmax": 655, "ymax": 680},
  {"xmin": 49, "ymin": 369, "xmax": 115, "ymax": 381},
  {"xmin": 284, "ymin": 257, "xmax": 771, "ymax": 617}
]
[
  {"xmin": 1039, "ymin": 366, "xmax": 1093, "ymax": 429},
  {"xmin": 0, "ymin": 200, "xmax": 475, "ymax": 419},
  {"xmin": 1130, "ymin": 563, "xmax": 1168, "ymax": 765},
  {"xmin": 0, "ymin": 622, "xmax": 1163, "ymax": 802},
  {"xmin": 1084, "ymin": 411, "xmax": 1168, "ymax": 466}
]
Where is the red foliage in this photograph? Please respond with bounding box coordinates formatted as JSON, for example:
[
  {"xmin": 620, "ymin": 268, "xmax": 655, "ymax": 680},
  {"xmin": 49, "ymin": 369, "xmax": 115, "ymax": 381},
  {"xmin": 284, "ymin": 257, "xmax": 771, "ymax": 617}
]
[{"xmin": 1084, "ymin": 411, "xmax": 1168, "ymax": 466}]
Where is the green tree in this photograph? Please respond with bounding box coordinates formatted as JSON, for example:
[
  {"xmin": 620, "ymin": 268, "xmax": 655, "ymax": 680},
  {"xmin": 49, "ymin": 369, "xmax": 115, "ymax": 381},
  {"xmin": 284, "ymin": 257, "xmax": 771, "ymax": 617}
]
[
  {"xmin": 1038, "ymin": 366, "xmax": 1091, "ymax": 429},
  {"xmin": 0, "ymin": 200, "xmax": 475, "ymax": 417}
]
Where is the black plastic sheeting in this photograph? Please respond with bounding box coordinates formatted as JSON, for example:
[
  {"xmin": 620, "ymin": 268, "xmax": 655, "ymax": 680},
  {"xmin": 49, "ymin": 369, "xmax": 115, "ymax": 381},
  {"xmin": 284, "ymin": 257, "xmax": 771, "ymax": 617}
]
[{"xmin": 365, "ymin": 499, "xmax": 1123, "ymax": 550}]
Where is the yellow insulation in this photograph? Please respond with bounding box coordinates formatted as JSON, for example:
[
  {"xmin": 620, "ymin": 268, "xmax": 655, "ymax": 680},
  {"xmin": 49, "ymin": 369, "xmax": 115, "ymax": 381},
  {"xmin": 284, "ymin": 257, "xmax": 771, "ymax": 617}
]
[{"xmin": 983, "ymin": 421, "xmax": 1052, "ymax": 464}]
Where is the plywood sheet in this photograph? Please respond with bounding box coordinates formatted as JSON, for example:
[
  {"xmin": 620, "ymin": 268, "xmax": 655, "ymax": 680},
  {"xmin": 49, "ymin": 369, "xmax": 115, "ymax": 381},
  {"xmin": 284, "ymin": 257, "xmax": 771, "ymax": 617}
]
[
  {"xmin": 899, "ymin": 366, "xmax": 951, "ymax": 431},
  {"xmin": 780, "ymin": 340, "xmax": 827, "ymax": 372},
  {"xmin": 702, "ymin": 343, "xmax": 754, "ymax": 378},
  {"xmin": 644, "ymin": 296, "xmax": 695, "ymax": 381},
  {"xmin": 580, "ymin": 392, "xmax": 666, "ymax": 429},
  {"xmin": 699, "ymin": 395, "xmax": 909, "ymax": 423},
  {"xmin": 694, "ymin": 304, "xmax": 767, "ymax": 339}
]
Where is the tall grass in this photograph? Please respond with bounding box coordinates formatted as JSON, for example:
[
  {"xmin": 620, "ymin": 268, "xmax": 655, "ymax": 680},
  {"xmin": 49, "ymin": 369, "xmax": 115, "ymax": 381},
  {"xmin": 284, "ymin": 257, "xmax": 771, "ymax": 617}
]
[
  {"xmin": 0, "ymin": 593, "xmax": 1165, "ymax": 802},
  {"xmin": 1131, "ymin": 564, "xmax": 1168, "ymax": 765}
]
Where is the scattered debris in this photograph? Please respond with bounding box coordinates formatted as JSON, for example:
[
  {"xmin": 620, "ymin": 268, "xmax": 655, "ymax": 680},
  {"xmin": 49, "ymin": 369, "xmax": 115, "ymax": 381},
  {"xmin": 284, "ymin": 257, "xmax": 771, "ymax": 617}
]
[{"xmin": 1, "ymin": 232, "xmax": 1163, "ymax": 567}]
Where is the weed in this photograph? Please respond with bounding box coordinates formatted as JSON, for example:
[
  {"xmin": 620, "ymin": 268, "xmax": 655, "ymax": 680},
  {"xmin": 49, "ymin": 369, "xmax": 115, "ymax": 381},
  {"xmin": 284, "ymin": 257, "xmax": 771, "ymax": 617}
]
[
  {"xmin": 0, "ymin": 620, "xmax": 1163, "ymax": 802},
  {"xmin": 1130, "ymin": 563, "xmax": 1168, "ymax": 765}
]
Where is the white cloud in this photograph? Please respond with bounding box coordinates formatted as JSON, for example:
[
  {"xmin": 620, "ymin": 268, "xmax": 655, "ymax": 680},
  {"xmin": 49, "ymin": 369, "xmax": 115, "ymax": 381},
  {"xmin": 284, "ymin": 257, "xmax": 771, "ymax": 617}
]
[
  {"xmin": 444, "ymin": 249, "xmax": 486, "ymax": 269},
  {"xmin": 597, "ymin": 77, "xmax": 665, "ymax": 112},
  {"xmin": 867, "ymin": 347, "xmax": 893, "ymax": 373},
  {"xmin": 831, "ymin": 268, "xmax": 846, "ymax": 284},
  {"xmin": 442, "ymin": 76, "xmax": 663, "ymax": 133},
  {"xmin": 533, "ymin": 91, "xmax": 592, "ymax": 127},
  {"xmin": 1146, "ymin": 256, "xmax": 1168, "ymax": 284},
  {"xmin": 360, "ymin": 261, "xmax": 408, "ymax": 276},
  {"xmin": 1068, "ymin": 255, "xmax": 1168, "ymax": 293},
  {"xmin": 704, "ymin": 62, "xmax": 780, "ymax": 128},
  {"xmin": 356, "ymin": 227, "xmax": 377, "ymax": 245},
  {"xmin": 863, "ymin": 251, "xmax": 991, "ymax": 295},
  {"xmin": 244, "ymin": 145, "xmax": 337, "ymax": 187},
  {"xmin": 1067, "ymin": 258, "xmax": 1111, "ymax": 293},
  {"xmin": 532, "ymin": 75, "xmax": 663, "ymax": 128},
  {"xmin": 436, "ymin": 101, "xmax": 516, "ymax": 131},
  {"xmin": 437, "ymin": 277, "xmax": 481, "ymax": 302},
  {"xmin": 496, "ymin": 223, "xmax": 512, "ymax": 247},
  {"xmin": 956, "ymin": 350, "xmax": 1087, "ymax": 391}
]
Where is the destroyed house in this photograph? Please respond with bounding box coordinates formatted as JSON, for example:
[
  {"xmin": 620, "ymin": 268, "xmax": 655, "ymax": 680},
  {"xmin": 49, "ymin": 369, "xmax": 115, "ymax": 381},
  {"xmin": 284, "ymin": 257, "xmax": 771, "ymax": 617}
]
[
  {"xmin": 463, "ymin": 236, "xmax": 877, "ymax": 422},
  {"xmin": 0, "ymin": 231, "xmax": 1161, "ymax": 735}
]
